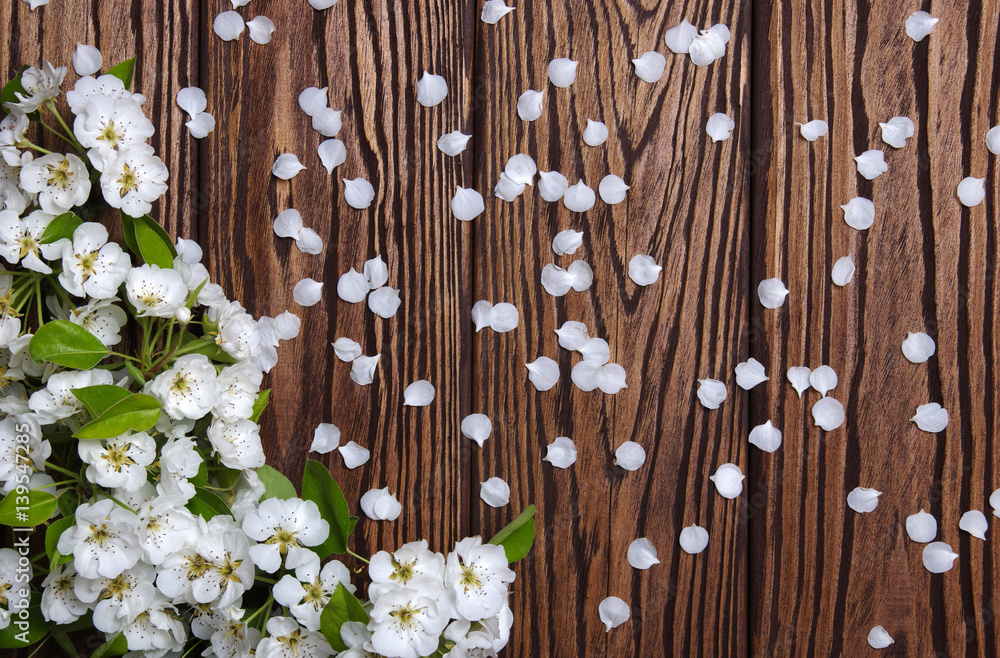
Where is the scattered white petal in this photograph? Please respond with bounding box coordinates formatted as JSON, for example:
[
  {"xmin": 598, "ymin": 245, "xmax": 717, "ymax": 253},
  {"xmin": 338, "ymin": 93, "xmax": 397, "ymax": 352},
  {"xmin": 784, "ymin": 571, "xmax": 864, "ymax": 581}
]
[
  {"xmin": 552, "ymin": 229, "xmax": 584, "ymax": 255},
  {"xmin": 363, "ymin": 256, "xmax": 389, "ymax": 290},
  {"xmin": 911, "ymin": 403, "xmax": 949, "ymax": 433},
  {"xmin": 922, "ymin": 542, "xmax": 958, "ymax": 573},
  {"xmin": 697, "ymin": 379, "xmax": 727, "ymax": 409},
  {"xmin": 541, "ymin": 261, "xmax": 593, "ymax": 296},
  {"xmin": 310, "ymin": 423, "xmax": 341, "ymax": 454},
  {"xmin": 337, "ymin": 268, "xmax": 369, "ymax": 303},
  {"xmin": 213, "ymin": 11, "xmax": 245, "ymax": 41},
  {"xmin": 296, "ymin": 228, "xmax": 323, "ymax": 255},
  {"xmin": 272, "ymin": 154, "xmax": 306, "ymax": 180},
  {"xmin": 350, "ymin": 355, "xmax": 380, "ymax": 385},
  {"xmin": 632, "ymin": 51, "xmax": 666, "ymax": 83},
  {"xmin": 809, "ymin": 365, "xmax": 837, "ymax": 397},
  {"xmin": 308, "ymin": 0, "xmax": 340, "ymax": 9},
  {"xmin": 855, "ymin": 150, "xmax": 888, "ymax": 180},
  {"xmin": 489, "ymin": 303, "xmax": 519, "ymax": 332},
  {"xmin": 906, "ymin": 11, "xmax": 938, "ymax": 42},
  {"xmin": 959, "ymin": 510, "xmax": 988, "ymax": 540},
  {"xmin": 582, "ymin": 119, "xmax": 609, "ymax": 146},
  {"xmin": 987, "ymin": 126, "xmax": 1000, "ymax": 155},
  {"xmin": 555, "ymin": 321, "xmax": 589, "ymax": 350},
  {"xmin": 879, "ymin": 116, "xmax": 914, "ymax": 148},
  {"xmin": 298, "ymin": 87, "xmax": 329, "ymax": 117},
  {"xmin": 599, "ymin": 175, "xmax": 630, "ymax": 205},
  {"xmin": 339, "ymin": 441, "xmax": 370, "ymax": 469},
  {"xmin": 318, "ymin": 139, "xmax": 347, "ymax": 174},
  {"xmin": 798, "ymin": 119, "xmax": 829, "ymax": 141},
  {"xmin": 332, "ymin": 337, "xmax": 362, "ymax": 362},
  {"xmin": 177, "ymin": 87, "xmax": 208, "ymax": 119},
  {"xmin": 664, "ymin": 18, "xmax": 698, "ymax": 53},
  {"xmin": 578, "ymin": 338, "xmax": 610, "ymax": 365},
  {"xmin": 343, "ymin": 178, "xmax": 376, "ymax": 209},
  {"xmin": 841, "ymin": 197, "xmax": 876, "ymax": 230},
  {"xmin": 368, "ymin": 287, "xmax": 401, "ymax": 319},
  {"xmin": 273, "ymin": 209, "xmax": 303, "ymax": 239},
  {"xmin": 902, "ymin": 332, "xmax": 936, "ymax": 363},
  {"xmin": 572, "ymin": 361, "xmax": 627, "ymax": 394},
  {"xmin": 847, "ymin": 487, "xmax": 881, "ymax": 513},
  {"xmin": 461, "ymin": 414, "xmax": 493, "ymax": 447},
  {"xmin": 293, "ymin": 278, "xmax": 323, "ymax": 306},
  {"xmin": 906, "ymin": 509, "xmax": 938, "ymax": 543},
  {"xmin": 275, "ymin": 312, "xmax": 300, "ymax": 340},
  {"xmin": 831, "ymin": 256, "xmax": 855, "ymax": 286},
  {"xmin": 525, "ymin": 357, "xmax": 559, "ymax": 391},
  {"xmin": 543, "ymin": 437, "xmax": 577, "ymax": 469},
  {"xmin": 471, "ymin": 301, "xmax": 494, "ymax": 332},
  {"xmin": 547, "ymin": 58, "xmax": 579, "ymax": 88},
  {"xmin": 538, "ymin": 170, "xmax": 569, "ymax": 202},
  {"xmin": 706, "ymin": 113, "xmax": 735, "ymax": 142},
  {"xmin": 403, "ymin": 380, "xmax": 435, "ymax": 407},
  {"xmin": 505, "ymin": 154, "xmax": 537, "ymax": 186},
  {"xmin": 614, "ymin": 442, "xmax": 646, "ymax": 471},
  {"xmin": 312, "ymin": 108, "xmax": 342, "ymax": 137},
  {"xmin": 786, "ymin": 367, "xmax": 811, "ymax": 398},
  {"xmin": 494, "ymin": 173, "xmax": 526, "ymax": 201},
  {"xmin": 516, "ymin": 90, "xmax": 544, "ymax": 121},
  {"xmin": 991, "ymin": 488, "xmax": 1000, "ymax": 518},
  {"xmin": 186, "ymin": 112, "xmax": 215, "ymax": 139},
  {"xmin": 710, "ymin": 463, "xmax": 744, "ymax": 499},
  {"xmin": 360, "ymin": 488, "xmax": 401, "ymax": 521},
  {"xmin": 735, "ymin": 357, "xmax": 768, "ymax": 390},
  {"xmin": 957, "ymin": 177, "xmax": 986, "ymax": 207},
  {"xmin": 689, "ymin": 25, "xmax": 730, "ymax": 66},
  {"xmin": 811, "ymin": 397, "xmax": 845, "ymax": 431},
  {"xmin": 757, "ymin": 278, "xmax": 789, "ymax": 309},
  {"xmin": 481, "ymin": 0, "xmax": 515, "ymax": 24},
  {"xmin": 247, "ymin": 16, "xmax": 276, "ymax": 44},
  {"xmin": 868, "ymin": 626, "xmax": 895, "ymax": 649},
  {"xmin": 437, "ymin": 131, "xmax": 472, "ymax": 156},
  {"xmin": 231, "ymin": 0, "xmax": 251, "ymax": 7},
  {"xmin": 416, "ymin": 71, "xmax": 448, "ymax": 107},
  {"xmin": 627, "ymin": 538, "xmax": 659, "ymax": 570},
  {"xmin": 748, "ymin": 420, "xmax": 782, "ymax": 453},
  {"xmin": 451, "ymin": 186, "xmax": 485, "ymax": 221},
  {"xmin": 627, "ymin": 254, "xmax": 661, "ymax": 286},
  {"xmin": 73, "ymin": 43, "xmax": 102, "ymax": 76},
  {"xmin": 563, "ymin": 180, "xmax": 596, "ymax": 212},
  {"xmin": 679, "ymin": 524, "xmax": 709, "ymax": 554},
  {"xmin": 480, "ymin": 477, "xmax": 510, "ymax": 508}
]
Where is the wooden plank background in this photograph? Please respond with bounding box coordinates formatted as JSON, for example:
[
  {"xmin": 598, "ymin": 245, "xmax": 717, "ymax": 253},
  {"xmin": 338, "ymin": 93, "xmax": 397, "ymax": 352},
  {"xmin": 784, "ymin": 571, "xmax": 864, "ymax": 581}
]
[{"xmin": 3, "ymin": 0, "xmax": 998, "ymax": 656}]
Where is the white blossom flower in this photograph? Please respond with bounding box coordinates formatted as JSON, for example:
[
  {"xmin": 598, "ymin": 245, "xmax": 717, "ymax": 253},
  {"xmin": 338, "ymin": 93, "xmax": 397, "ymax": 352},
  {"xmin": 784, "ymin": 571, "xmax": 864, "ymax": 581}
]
[
  {"xmin": 57, "ymin": 498, "xmax": 141, "ymax": 579},
  {"xmin": 66, "ymin": 74, "xmax": 137, "ymax": 115},
  {"xmin": 0, "ymin": 209, "xmax": 63, "ymax": 273},
  {"xmin": 445, "ymin": 536, "xmax": 515, "ymax": 621},
  {"xmin": 207, "ymin": 418, "xmax": 266, "ymax": 470},
  {"xmin": 67, "ymin": 297, "xmax": 127, "ymax": 347},
  {"xmin": 150, "ymin": 353, "xmax": 221, "ymax": 420},
  {"xmin": 78, "ymin": 431, "xmax": 156, "ymax": 492},
  {"xmin": 156, "ymin": 435, "xmax": 201, "ymax": 500},
  {"xmin": 19, "ymin": 153, "xmax": 91, "ymax": 214},
  {"xmin": 76, "ymin": 561, "xmax": 158, "ymax": 633},
  {"xmin": 28, "ymin": 368, "xmax": 113, "ymax": 424},
  {"xmin": 243, "ymin": 498, "xmax": 330, "ymax": 573},
  {"xmin": 369, "ymin": 539, "xmax": 445, "ymax": 601},
  {"xmin": 208, "ymin": 301, "xmax": 262, "ymax": 361},
  {"xmin": 156, "ymin": 515, "xmax": 255, "ymax": 608},
  {"xmin": 100, "ymin": 144, "xmax": 169, "ymax": 217},
  {"xmin": 126, "ymin": 263, "xmax": 188, "ymax": 317},
  {"xmin": 206, "ymin": 615, "xmax": 262, "ymax": 658},
  {"xmin": 120, "ymin": 592, "xmax": 187, "ymax": 655},
  {"xmin": 214, "ymin": 360, "xmax": 264, "ymax": 423},
  {"xmin": 0, "ymin": 549, "xmax": 28, "ymax": 630},
  {"xmin": 58, "ymin": 222, "xmax": 131, "ymax": 299},
  {"xmin": 136, "ymin": 494, "xmax": 199, "ymax": 565},
  {"xmin": 10, "ymin": 61, "xmax": 66, "ymax": 112},
  {"xmin": 369, "ymin": 588, "xmax": 450, "ymax": 658},
  {"xmin": 256, "ymin": 616, "xmax": 334, "ymax": 658},
  {"xmin": 41, "ymin": 563, "xmax": 87, "ymax": 624},
  {"xmin": 74, "ymin": 95, "xmax": 155, "ymax": 171},
  {"xmin": 274, "ymin": 559, "xmax": 354, "ymax": 631}
]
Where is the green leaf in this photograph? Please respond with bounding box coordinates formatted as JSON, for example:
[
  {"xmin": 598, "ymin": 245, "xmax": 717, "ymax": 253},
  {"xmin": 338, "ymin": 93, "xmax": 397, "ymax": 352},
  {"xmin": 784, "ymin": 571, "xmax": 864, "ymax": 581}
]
[
  {"xmin": 91, "ymin": 631, "xmax": 128, "ymax": 658},
  {"xmin": 0, "ymin": 66, "xmax": 28, "ymax": 111},
  {"xmin": 131, "ymin": 215, "xmax": 176, "ymax": 267},
  {"xmin": 256, "ymin": 464, "xmax": 297, "ymax": 500},
  {"xmin": 187, "ymin": 487, "xmax": 231, "ymax": 521},
  {"xmin": 301, "ymin": 460, "xmax": 356, "ymax": 557},
  {"xmin": 106, "ymin": 58, "xmax": 136, "ymax": 89},
  {"xmin": 319, "ymin": 582, "xmax": 370, "ymax": 652},
  {"xmin": 119, "ymin": 214, "xmax": 139, "ymax": 255},
  {"xmin": 50, "ymin": 627, "xmax": 79, "ymax": 657},
  {"xmin": 56, "ymin": 488, "xmax": 80, "ymax": 518},
  {"xmin": 0, "ymin": 489, "xmax": 56, "ymax": 526},
  {"xmin": 190, "ymin": 458, "xmax": 208, "ymax": 488},
  {"xmin": 29, "ymin": 320, "xmax": 109, "ymax": 369},
  {"xmin": 488, "ymin": 504, "xmax": 536, "ymax": 563},
  {"xmin": 125, "ymin": 360, "xmax": 145, "ymax": 386},
  {"xmin": 71, "ymin": 385, "xmax": 132, "ymax": 418},
  {"xmin": 73, "ymin": 392, "xmax": 161, "ymax": 440},
  {"xmin": 45, "ymin": 514, "xmax": 75, "ymax": 564},
  {"xmin": 39, "ymin": 211, "xmax": 82, "ymax": 244},
  {"xmin": 249, "ymin": 389, "xmax": 270, "ymax": 423},
  {"xmin": 0, "ymin": 604, "xmax": 52, "ymax": 648}
]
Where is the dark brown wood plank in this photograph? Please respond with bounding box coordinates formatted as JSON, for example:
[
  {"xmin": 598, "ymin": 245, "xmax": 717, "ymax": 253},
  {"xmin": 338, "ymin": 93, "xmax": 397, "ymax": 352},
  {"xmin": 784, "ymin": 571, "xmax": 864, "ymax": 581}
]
[{"xmin": 750, "ymin": 1, "xmax": 1000, "ymax": 655}]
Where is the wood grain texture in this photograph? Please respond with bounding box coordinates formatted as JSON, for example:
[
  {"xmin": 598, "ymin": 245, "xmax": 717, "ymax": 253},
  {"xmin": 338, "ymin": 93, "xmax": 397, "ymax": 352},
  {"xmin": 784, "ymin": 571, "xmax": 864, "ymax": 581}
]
[{"xmin": 749, "ymin": 1, "xmax": 1000, "ymax": 655}]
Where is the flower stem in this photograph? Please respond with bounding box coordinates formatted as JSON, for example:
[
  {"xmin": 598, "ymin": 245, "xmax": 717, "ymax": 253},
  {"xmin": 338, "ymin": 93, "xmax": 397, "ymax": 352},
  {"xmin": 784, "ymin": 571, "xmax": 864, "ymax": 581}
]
[
  {"xmin": 43, "ymin": 100, "xmax": 85, "ymax": 153},
  {"xmin": 243, "ymin": 593, "xmax": 274, "ymax": 627},
  {"xmin": 44, "ymin": 462, "xmax": 81, "ymax": 481},
  {"xmin": 347, "ymin": 548, "xmax": 370, "ymax": 565}
]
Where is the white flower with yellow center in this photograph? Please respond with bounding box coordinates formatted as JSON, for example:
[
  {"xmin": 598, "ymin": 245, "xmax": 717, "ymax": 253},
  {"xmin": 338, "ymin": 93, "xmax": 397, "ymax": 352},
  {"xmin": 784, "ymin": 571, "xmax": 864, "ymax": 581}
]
[
  {"xmin": 0, "ymin": 548, "xmax": 28, "ymax": 631},
  {"xmin": 125, "ymin": 263, "xmax": 188, "ymax": 318},
  {"xmin": 214, "ymin": 360, "xmax": 264, "ymax": 423},
  {"xmin": 368, "ymin": 539, "xmax": 445, "ymax": 601},
  {"xmin": 41, "ymin": 563, "xmax": 87, "ymax": 624},
  {"xmin": 369, "ymin": 588, "xmax": 450, "ymax": 658},
  {"xmin": 242, "ymin": 498, "xmax": 330, "ymax": 574},
  {"xmin": 444, "ymin": 537, "xmax": 516, "ymax": 622},
  {"xmin": 274, "ymin": 559, "xmax": 354, "ymax": 631},
  {"xmin": 120, "ymin": 591, "xmax": 187, "ymax": 655},
  {"xmin": 0, "ymin": 414, "xmax": 46, "ymax": 494},
  {"xmin": 256, "ymin": 616, "xmax": 334, "ymax": 658},
  {"xmin": 206, "ymin": 417, "xmax": 265, "ymax": 471},
  {"xmin": 136, "ymin": 495, "xmax": 198, "ymax": 565},
  {"xmin": 156, "ymin": 515, "xmax": 254, "ymax": 609},
  {"xmin": 73, "ymin": 95, "xmax": 155, "ymax": 171},
  {"xmin": 10, "ymin": 61, "xmax": 66, "ymax": 112},
  {"xmin": 19, "ymin": 152, "xmax": 92, "ymax": 214},
  {"xmin": 0, "ymin": 111, "xmax": 29, "ymax": 164},
  {"xmin": 207, "ymin": 301, "xmax": 262, "ymax": 361},
  {"xmin": 99, "ymin": 143, "xmax": 169, "ymax": 217},
  {"xmin": 57, "ymin": 499, "xmax": 142, "ymax": 579},
  {"xmin": 69, "ymin": 297, "xmax": 128, "ymax": 346},
  {"xmin": 207, "ymin": 615, "xmax": 262, "ymax": 658},
  {"xmin": 66, "ymin": 74, "xmax": 140, "ymax": 115},
  {"xmin": 78, "ymin": 430, "xmax": 156, "ymax": 492},
  {"xmin": 0, "ymin": 209, "xmax": 62, "ymax": 273},
  {"xmin": 28, "ymin": 368, "xmax": 113, "ymax": 424},
  {"xmin": 75, "ymin": 561, "xmax": 156, "ymax": 633},
  {"xmin": 58, "ymin": 222, "xmax": 131, "ymax": 299},
  {"xmin": 149, "ymin": 353, "xmax": 221, "ymax": 419}
]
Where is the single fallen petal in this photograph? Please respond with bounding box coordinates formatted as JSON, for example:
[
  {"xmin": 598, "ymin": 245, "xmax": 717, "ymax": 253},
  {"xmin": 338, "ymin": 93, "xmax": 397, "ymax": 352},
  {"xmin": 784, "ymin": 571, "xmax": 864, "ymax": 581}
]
[
  {"xmin": 632, "ymin": 51, "xmax": 666, "ymax": 83},
  {"xmin": 368, "ymin": 287, "xmax": 401, "ymax": 318},
  {"xmin": 552, "ymin": 229, "xmax": 584, "ymax": 255},
  {"xmin": 987, "ymin": 126, "xmax": 1000, "ymax": 155},
  {"xmin": 332, "ymin": 337, "xmax": 362, "ymax": 362},
  {"xmin": 906, "ymin": 509, "xmax": 938, "ymax": 543},
  {"xmin": 272, "ymin": 153, "xmax": 306, "ymax": 180},
  {"xmin": 735, "ymin": 357, "xmax": 768, "ymax": 390},
  {"xmin": 706, "ymin": 112, "xmax": 736, "ymax": 142},
  {"xmin": 275, "ymin": 312, "xmax": 300, "ymax": 340},
  {"xmin": 614, "ymin": 441, "xmax": 646, "ymax": 471},
  {"xmin": 991, "ymin": 488, "xmax": 1000, "ymax": 518},
  {"xmin": 911, "ymin": 403, "xmax": 949, "ymax": 433},
  {"xmin": 231, "ymin": 0, "xmax": 251, "ymax": 7},
  {"xmin": 868, "ymin": 626, "xmax": 895, "ymax": 650},
  {"xmin": 710, "ymin": 463, "xmax": 744, "ymax": 499},
  {"xmin": 831, "ymin": 256, "xmax": 855, "ymax": 286},
  {"xmin": 582, "ymin": 119, "xmax": 609, "ymax": 146},
  {"xmin": 471, "ymin": 301, "xmax": 494, "ymax": 332},
  {"xmin": 902, "ymin": 332, "xmax": 936, "ymax": 363},
  {"xmin": 578, "ymin": 337, "xmax": 610, "ymax": 365},
  {"xmin": 313, "ymin": 108, "xmax": 342, "ymax": 137},
  {"xmin": 363, "ymin": 256, "xmax": 389, "ymax": 290},
  {"xmin": 416, "ymin": 71, "xmax": 448, "ymax": 107},
  {"xmin": 480, "ymin": 477, "xmax": 510, "ymax": 507},
  {"xmin": 295, "ymin": 228, "xmax": 325, "ymax": 254},
  {"xmin": 679, "ymin": 524, "xmax": 709, "ymax": 554},
  {"xmin": 213, "ymin": 11, "xmax": 245, "ymax": 41},
  {"xmin": 855, "ymin": 150, "xmax": 888, "ymax": 180},
  {"xmin": 906, "ymin": 11, "xmax": 938, "ymax": 42},
  {"xmin": 337, "ymin": 268, "xmax": 369, "ymax": 303},
  {"xmin": 525, "ymin": 356, "xmax": 559, "ymax": 391},
  {"xmin": 298, "ymin": 86, "xmax": 329, "ymax": 117},
  {"xmin": 599, "ymin": 597, "xmax": 630, "ymax": 632},
  {"xmin": 786, "ymin": 366, "xmax": 811, "ymax": 398},
  {"xmin": 490, "ymin": 302, "xmax": 519, "ymax": 332},
  {"xmin": 555, "ymin": 320, "xmax": 589, "ymax": 350},
  {"xmin": 516, "ymin": 89, "xmax": 544, "ymax": 121},
  {"xmin": 697, "ymin": 379, "xmax": 727, "ymax": 409},
  {"xmin": 451, "ymin": 186, "xmax": 485, "ymax": 221},
  {"xmin": 798, "ymin": 119, "xmax": 829, "ymax": 141},
  {"xmin": 360, "ymin": 488, "xmax": 401, "ymax": 521},
  {"xmin": 293, "ymin": 278, "xmax": 323, "ymax": 306},
  {"xmin": 73, "ymin": 43, "xmax": 102, "ymax": 76},
  {"xmin": 308, "ymin": 0, "xmax": 340, "ymax": 9},
  {"xmin": 567, "ymin": 260, "xmax": 594, "ymax": 291},
  {"xmin": 812, "ymin": 397, "xmax": 845, "ymax": 430},
  {"xmin": 273, "ymin": 209, "xmax": 304, "ymax": 239},
  {"xmin": 809, "ymin": 365, "xmax": 837, "ymax": 397},
  {"xmin": 689, "ymin": 27, "xmax": 728, "ymax": 66},
  {"xmin": 922, "ymin": 541, "xmax": 958, "ymax": 573},
  {"xmin": 494, "ymin": 172, "xmax": 526, "ymax": 201},
  {"xmin": 481, "ymin": 0, "xmax": 515, "ymax": 24},
  {"xmin": 318, "ymin": 139, "xmax": 347, "ymax": 174},
  {"xmin": 664, "ymin": 18, "xmax": 698, "ymax": 53},
  {"xmin": 599, "ymin": 175, "xmax": 630, "ymax": 205},
  {"xmin": 757, "ymin": 278, "xmax": 789, "ymax": 308},
  {"xmin": 247, "ymin": 16, "xmax": 276, "ymax": 44},
  {"xmin": 879, "ymin": 116, "xmax": 915, "ymax": 148},
  {"xmin": 596, "ymin": 363, "xmax": 627, "ymax": 394},
  {"xmin": 541, "ymin": 264, "xmax": 575, "ymax": 296},
  {"xmin": 847, "ymin": 486, "xmax": 881, "ymax": 513},
  {"xmin": 339, "ymin": 441, "xmax": 370, "ymax": 469},
  {"xmin": 841, "ymin": 197, "xmax": 876, "ymax": 230},
  {"xmin": 186, "ymin": 112, "xmax": 216, "ymax": 139},
  {"xmin": 505, "ymin": 154, "xmax": 537, "ymax": 186},
  {"xmin": 350, "ymin": 355, "xmax": 380, "ymax": 385},
  {"xmin": 548, "ymin": 58, "xmax": 579, "ymax": 88},
  {"xmin": 177, "ymin": 86, "xmax": 208, "ymax": 119},
  {"xmin": 403, "ymin": 380, "xmax": 435, "ymax": 407},
  {"xmin": 959, "ymin": 510, "xmax": 988, "ymax": 540},
  {"xmin": 437, "ymin": 130, "xmax": 472, "ymax": 156},
  {"xmin": 543, "ymin": 436, "xmax": 577, "ymax": 469},
  {"xmin": 957, "ymin": 177, "xmax": 986, "ymax": 207},
  {"xmin": 749, "ymin": 420, "xmax": 782, "ymax": 453},
  {"xmin": 538, "ymin": 170, "xmax": 569, "ymax": 202},
  {"xmin": 344, "ymin": 177, "xmax": 376, "ymax": 209},
  {"xmin": 310, "ymin": 423, "xmax": 341, "ymax": 454},
  {"xmin": 564, "ymin": 180, "xmax": 596, "ymax": 212},
  {"xmin": 461, "ymin": 414, "xmax": 493, "ymax": 447},
  {"xmin": 627, "ymin": 538, "xmax": 660, "ymax": 570}
]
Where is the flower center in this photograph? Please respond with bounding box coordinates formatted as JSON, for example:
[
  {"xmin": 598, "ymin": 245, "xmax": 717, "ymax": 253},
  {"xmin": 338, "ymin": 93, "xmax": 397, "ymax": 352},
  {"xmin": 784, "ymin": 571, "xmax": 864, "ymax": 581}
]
[
  {"xmin": 87, "ymin": 523, "xmax": 113, "ymax": 547},
  {"xmin": 77, "ymin": 251, "xmax": 99, "ymax": 278},
  {"xmin": 117, "ymin": 163, "xmax": 139, "ymax": 196},
  {"xmin": 217, "ymin": 557, "xmax": 243, "ymax": 584},
  {"xmin": 16, "ymin": 233, "xmax": 38, "ymax": 259},
  {"xmin": 392, "ymin": 559, "xmax": 416, "ymax": 584},
  {"xmin": 265, "ymin": 527, "xmax": 299, "ymax": 553},
  {"xmin": 303, "ymin": 580, "xmax": 326, "ymax": 606},
  {"xmin": 460, "ymin": 565, "xmax": 482, "ymax": 589},
  {"xmin": 390, "ymin": 603, "xmax": 422, "ymax": 628},
  {"xmin": 170, "ymin": 373, "xmax": 191, "ymax": 393},
  {"xmin": 102, "ymin": 443, "xmax": 135, "ymax": 471},
  {"xmin": 99, "ymin": 122, "xmax": 120, "ymax": 144},
  {"xmin": 45, "ymin": 158, "xmax": 73, "ymax": 189}
]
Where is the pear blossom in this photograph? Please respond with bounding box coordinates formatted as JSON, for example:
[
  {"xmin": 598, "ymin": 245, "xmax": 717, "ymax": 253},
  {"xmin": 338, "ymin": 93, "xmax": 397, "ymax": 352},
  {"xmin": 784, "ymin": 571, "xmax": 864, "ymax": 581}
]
[
  {"xmin": 100, "ymin": 144, "xmax": 169, "ymax": 216},
  {"xmin": 69, "ymin": 297, "xmax": 128, "ymax": 346},
  {"xmin": 445, "ymin": 536, "xmax": 515, "ymax": 621},
  {"xmin": 214, "ymin": 360, "xmax": 264, "ymax": 422},
  {"xmin": 57, "ymin": 498, "xmax": 141, "ymax": 579},
  {"xmin": 0, "ymin": 208, "xmax": 61, "ymax": 273},
  {"xmin": 19, "ymin": 153, "xmax": 91, "ymax": 213},
  {"xmin": 78, "ymin": 431, "xmax": 157, "ymax": 491},
  {"xmin": 136, "ymin": 495, "xmax": 199, "ymax": 565},
  {"xmin": 66, "ymin": 74, "xmax": 135, "ymax": 115},
  {"xmin": 369, "ymin": 539, "xmax": 445, "ymax": 600},
  {"xmin": 0, "ymin": 549, "xmax": 28, "ymax": 630},
  {"xmin": 74, "ymin": 95, "xmax": 154, "ymax": 170},
  {"xmin": 243, "ymin": 498, "xmax": 330, "ymax": 573},
  {"xmin": 257, "ymin": 616, "xmax": 333, "ymax": 658},
  {"xmin": 156, "ymin": 515, "xmax": 255, "ymax": 608},
  {"xmin": 10, "ymin": 61, "xmax": 66, "ymax": 112},
  {"xmin": 76, "ymin": 561, "xmax": 158, "ymax": 634},
  {"xmin": 369, "ymin": 589, "xmax": 449, "ymax": 658},
  {"xmin": 29, "ymin": 369, "xmax": 113, "ymax": 424},
  {"xmin": 41, "ymin": 563, "xmax": 87, "ymax": 624},
  {"xmin": 207, "ymin": 417, "xmax": 266, "ymax": 470},
  {"xmin": 274, "ymin": 559, "xmax": 354, "ymax": 631},
  {"xmin": 120, "ymin": 593, "xmax": 187, "ymax": 655},
  {"xmin": 58, "ymin": 222, "xmax": 131, "ymax": 299}
]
